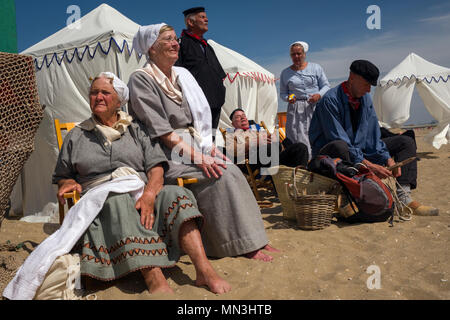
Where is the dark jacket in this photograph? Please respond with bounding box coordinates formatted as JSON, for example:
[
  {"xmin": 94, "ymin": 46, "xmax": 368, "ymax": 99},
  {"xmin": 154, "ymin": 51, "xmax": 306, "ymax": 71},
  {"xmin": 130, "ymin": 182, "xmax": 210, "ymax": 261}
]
[{"xmin": 176, "ymin": 32, "xmax": 226, "ymax": 112}]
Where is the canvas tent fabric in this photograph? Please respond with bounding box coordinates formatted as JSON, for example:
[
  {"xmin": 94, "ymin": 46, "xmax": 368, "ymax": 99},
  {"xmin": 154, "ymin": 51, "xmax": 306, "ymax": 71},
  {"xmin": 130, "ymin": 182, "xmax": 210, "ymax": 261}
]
[
  {"xmin": 208, "ymin": 40, "xmax": 278, "ymax": 147},
  {"xmin": 373, "ymin": 53, "xmax": 450, "ymax": 149},
  {"xmin": 12, "ymin": 4, "xmax": 279, "ymax": 217}
]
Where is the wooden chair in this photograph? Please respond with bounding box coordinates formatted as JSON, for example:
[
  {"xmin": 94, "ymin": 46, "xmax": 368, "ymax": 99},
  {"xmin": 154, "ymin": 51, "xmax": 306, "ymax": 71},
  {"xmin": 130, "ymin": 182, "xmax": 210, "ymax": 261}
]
[
  {"xmin": 276, "ymin": 112, "xmax": 287, "ymax": 148},
  {"xmin": 54, "ymin": 119, "xmax": 198, "ymax": 224},
  {"xmin": 54, "ymin": 119, "xmax": 80, "ymax": 225},
  {"xmin": 219, "ymin": 125, "xmax": 272, "ymax": 207},
  {"xmin": 277, "ymin": 112, "xmax": 287, "ymax": 128}
]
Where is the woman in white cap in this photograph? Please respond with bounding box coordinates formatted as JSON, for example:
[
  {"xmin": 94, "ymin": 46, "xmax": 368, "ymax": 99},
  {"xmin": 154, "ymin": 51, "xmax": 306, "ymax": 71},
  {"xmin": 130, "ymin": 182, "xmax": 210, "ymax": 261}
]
[
  {"xmin": 50, "ymin": 73, "xmax": 231, "ymax": 295},
  {"xmin": 128, "ymin": 24, "xmax": 278, "ymax": 262},
  {"xmin": 280, "ymin": 41, "xmax": 330, "ymax": 159}
]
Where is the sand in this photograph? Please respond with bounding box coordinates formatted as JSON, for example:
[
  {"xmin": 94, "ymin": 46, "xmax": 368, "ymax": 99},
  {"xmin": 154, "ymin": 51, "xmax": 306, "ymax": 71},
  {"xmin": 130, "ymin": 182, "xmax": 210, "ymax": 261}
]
[{"xmin": 1, "ymin": 128, "xmax": 449, "ymax": 300}]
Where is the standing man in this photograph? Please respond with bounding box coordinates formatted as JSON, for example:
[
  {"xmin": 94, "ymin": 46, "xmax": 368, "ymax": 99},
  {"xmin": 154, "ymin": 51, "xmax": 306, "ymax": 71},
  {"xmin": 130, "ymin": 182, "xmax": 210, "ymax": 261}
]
[
  {"xmin": 176, "ymin": 7, "xmax": 226, "ymax": 130},
  {"xmin": 309, "ymin": 60, "xmax": 439, "ymax": 217}
]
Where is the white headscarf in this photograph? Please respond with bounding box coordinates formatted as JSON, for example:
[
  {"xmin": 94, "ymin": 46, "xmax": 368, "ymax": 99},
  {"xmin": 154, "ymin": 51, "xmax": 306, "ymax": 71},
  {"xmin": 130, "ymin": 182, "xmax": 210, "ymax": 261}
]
[
  {"xmin": 132, "ymin": 23, "xmax": 167, "ymax": 57},
  {"xmin": 290, "ymin": 41, "xmax": 309, "ymax": 53},
  {"xmin": 97, "ymin": 72, "xmax": 129, "ymax": 106}
]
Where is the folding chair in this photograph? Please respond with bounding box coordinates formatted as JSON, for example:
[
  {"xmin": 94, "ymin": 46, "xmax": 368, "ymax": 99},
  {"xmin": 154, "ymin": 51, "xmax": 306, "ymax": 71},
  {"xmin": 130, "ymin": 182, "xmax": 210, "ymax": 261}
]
[
  {"xmin": 276, "ymin": 112, "xmax": 287, "ymax": 149},
  {"xmin": 54, "ymin": 119, "xmax": 198, "ymax": 224},
  {"xmin": 219, "ymin": 126, "xmax": 272, "ymax": 207}
]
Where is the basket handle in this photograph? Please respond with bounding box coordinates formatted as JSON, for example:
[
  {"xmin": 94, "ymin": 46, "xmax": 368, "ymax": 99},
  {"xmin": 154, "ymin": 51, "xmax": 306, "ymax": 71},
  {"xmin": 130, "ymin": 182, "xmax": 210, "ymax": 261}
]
[
  {"xmin": 292, "ymin": 165, "xmax": 314, "ymax": 194},
  {"xmin": 292, "ymin": 166, "xmax": 301, "ymax": 196},
  {"xmin": 285, "ymin": 182, "xmax": 297, "ymax": 200}
]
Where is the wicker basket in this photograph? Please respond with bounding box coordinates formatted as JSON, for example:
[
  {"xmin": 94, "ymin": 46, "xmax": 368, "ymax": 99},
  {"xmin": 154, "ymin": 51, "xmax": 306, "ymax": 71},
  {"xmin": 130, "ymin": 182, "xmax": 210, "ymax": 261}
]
[
  {"xmin": 271, "ymin": 165, "xmax": 341, "ymax": 221},
  {"xmin": 287, "ymin": 191, "xmax": 338, "ymax": 230}
]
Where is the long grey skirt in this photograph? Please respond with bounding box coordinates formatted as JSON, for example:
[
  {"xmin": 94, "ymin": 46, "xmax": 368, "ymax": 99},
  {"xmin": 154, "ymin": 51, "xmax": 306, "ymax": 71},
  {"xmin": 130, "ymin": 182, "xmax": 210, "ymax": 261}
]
[
  {"xmin": 73, "ymin": 185, "xmax": 203, "ymax": 281},
  {"xmin": 163, "ymin": 159, "xmax": 269, "ymax": 258},
  {"xmin": 286, "ymin": 100, "xmax": 316, "ymax": 159}
]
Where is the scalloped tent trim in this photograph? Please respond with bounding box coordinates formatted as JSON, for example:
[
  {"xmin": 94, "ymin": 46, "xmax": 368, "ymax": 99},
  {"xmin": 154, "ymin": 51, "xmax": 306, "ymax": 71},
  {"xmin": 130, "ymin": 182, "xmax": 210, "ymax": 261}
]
[
  {"xmin": 225, "ymin": 72, "xmax": 278, "ymax": 85},
  {"xmin": 379, "ymin": 53, "xmax": 450, "ymax": 87},
  {"xmin": 379, "ymin": 74, "xmax": 450, "ymax": 87},
  {"xmin": 208, "ymin": 40, "xmax": 277, "ymax": 85},
  {"xmin": 32, "ymin": 37, "xmax": 145, "ymax": 70}
]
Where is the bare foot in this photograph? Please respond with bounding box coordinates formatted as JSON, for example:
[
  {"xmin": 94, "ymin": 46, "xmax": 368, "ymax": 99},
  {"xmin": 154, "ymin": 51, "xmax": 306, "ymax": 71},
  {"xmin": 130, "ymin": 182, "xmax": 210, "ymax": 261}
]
[
  {"xmin": 149, "ymin": 283, "xmax": 175, "ymax": 295},
  {"xmin": 263, "ymin": 244, "xmax": 280, "ymax": 253},
  {"xmin": 245, "ymin": 249, "xmax": 273, "ymax": 262},
  {"xmin": 141, "ymin": 267, "xmax": 174, "ymax": 294},
  {"xmin": 195, "ymin": 269, "xmax": 232, "ymax": 294}
]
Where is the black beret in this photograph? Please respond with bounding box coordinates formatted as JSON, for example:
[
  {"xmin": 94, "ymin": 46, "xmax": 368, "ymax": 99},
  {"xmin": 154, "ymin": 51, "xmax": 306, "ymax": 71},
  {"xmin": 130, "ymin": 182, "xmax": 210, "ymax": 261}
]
[
  {"xmin": 350, "ymin": 60, "xmax": 380, "ymax": 86},
  {"xmin": 183, "ymin": 7, "xmax": 205, "ymax": 17},
  {"xmin": 229, "ymin": 108, "xmax": 244, "ymax": 121}
]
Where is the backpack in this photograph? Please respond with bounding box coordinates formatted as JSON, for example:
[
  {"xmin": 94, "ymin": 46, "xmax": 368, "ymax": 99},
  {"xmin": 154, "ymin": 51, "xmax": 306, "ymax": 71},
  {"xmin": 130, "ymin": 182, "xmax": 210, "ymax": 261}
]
[{"xmin": 308, "ymin": 155, "xmax": 394, "ymax": 223}]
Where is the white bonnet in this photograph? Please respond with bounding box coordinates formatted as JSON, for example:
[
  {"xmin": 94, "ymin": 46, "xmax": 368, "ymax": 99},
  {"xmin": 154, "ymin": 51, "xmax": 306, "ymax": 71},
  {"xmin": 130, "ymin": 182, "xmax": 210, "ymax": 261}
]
[
  {"xmin": 290, "ymin": 41, "xmax": 309, "ymax": 53},
  {"xmin": 97, "ymin": 72, "xmax": 129, "ymax": 106},
  {"xmin": 133, "ymin": 23, "xmax": 167, "ymax": 56}
]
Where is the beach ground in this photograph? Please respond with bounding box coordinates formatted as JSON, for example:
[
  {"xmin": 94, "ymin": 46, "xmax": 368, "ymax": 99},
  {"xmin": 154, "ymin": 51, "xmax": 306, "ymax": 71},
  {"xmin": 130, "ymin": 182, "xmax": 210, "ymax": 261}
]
[{"xmin": 1, "ymin": 128, "xmax": 449, "ymax": 300}]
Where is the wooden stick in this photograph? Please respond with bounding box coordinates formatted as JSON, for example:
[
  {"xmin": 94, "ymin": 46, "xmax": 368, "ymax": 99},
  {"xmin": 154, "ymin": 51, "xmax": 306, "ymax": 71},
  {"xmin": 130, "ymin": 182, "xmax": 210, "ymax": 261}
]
[{"xmin": 387, "ymin": 157, "xmax": 417, "ymax": 171}]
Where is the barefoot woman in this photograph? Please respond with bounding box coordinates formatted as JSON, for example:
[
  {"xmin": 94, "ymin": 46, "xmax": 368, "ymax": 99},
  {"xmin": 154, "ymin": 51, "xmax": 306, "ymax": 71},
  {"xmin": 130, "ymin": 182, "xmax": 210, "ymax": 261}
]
[
  {"xmin": 128, "ymin": 24, "xmax": 278, "ymax": 261},
  {"xmin": 53, "ymin": 73, "xmax": 230, "ymax": 294}
]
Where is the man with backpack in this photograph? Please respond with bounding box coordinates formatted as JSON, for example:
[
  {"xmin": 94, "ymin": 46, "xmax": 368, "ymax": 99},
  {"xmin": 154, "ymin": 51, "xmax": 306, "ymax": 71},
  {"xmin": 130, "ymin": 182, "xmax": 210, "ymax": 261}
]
[{"xmin": 309, "ymin": 60, "xmax": 438, "ymax": 218}]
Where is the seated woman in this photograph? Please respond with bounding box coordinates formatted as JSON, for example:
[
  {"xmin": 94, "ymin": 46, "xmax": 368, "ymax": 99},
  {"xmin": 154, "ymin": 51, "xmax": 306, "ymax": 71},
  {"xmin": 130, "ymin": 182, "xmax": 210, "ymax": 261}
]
[
  {"xmin": 128, "ymin": 24, "xmax": 278, "ymax": 261},
  {"xmin": 4, "ymin": 72, "xmax": 231, "ymax": 299}
]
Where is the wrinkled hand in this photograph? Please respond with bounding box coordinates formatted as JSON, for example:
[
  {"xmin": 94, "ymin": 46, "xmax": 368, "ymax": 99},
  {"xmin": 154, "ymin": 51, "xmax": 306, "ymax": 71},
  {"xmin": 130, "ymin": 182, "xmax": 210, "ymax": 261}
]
[
  {"xmin": 197, "ymin": 153, "xmax": 227, "ymax": 179},
  {"xmin": 386, "ymin": 158, "xmax": 402, "ymax": 178},
  {"xmin": 135, "ymin": 190, "xmax": 157, "ymax": 230},
  {"xmin": 308, "ymin": 94, "xmax": 321, "ymax": 104},
  {"xmin": 364, "ymin": 160, "xmax": 393, "ymax": 179},
  {"xmin": 57, "ymin": 180, "xmax": 82, "ymax": 206},
  {"xmin": 288, "ymin": 95, "xmax": 296, "ymax": 104}
]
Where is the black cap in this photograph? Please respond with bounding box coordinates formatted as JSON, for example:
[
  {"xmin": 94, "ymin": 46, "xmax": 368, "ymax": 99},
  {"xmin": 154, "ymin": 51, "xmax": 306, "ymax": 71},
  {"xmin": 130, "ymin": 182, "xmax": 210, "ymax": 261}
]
[
  {"xmin": 183, "ymin": 7, "xmax": 205, "ymax": 17},
  {"xmin": 229, "ymin": 108, "xmax": 244, "ymax": 121},
  {"xmin": 350, "ymin": 60, "xmax": 379, "ymax": 86}
]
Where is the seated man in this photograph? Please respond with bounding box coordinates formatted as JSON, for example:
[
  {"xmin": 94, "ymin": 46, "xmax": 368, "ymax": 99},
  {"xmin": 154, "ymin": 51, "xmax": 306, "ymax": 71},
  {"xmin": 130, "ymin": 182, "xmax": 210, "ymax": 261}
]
[
  {"xmin": 226, "ymin": 108, "xmax": 309, "ymax": 170},
  {"xmin": 309, "ymin": 60, "xmax": 438, "ymax": 216}
]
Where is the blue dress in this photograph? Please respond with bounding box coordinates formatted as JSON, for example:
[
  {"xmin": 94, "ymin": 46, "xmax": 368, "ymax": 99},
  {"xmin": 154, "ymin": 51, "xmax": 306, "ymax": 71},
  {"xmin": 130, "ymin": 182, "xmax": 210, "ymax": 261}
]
[{"xmin": 280, "ymin": 63, "xmax": 330, "ymax": 158}]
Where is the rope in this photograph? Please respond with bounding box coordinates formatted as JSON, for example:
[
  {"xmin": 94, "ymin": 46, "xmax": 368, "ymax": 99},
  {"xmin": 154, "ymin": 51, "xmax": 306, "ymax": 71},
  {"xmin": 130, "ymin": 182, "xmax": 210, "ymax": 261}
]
[{"xmin": 384, "ymin": 177, "xmax": 412, "ymax": 226}]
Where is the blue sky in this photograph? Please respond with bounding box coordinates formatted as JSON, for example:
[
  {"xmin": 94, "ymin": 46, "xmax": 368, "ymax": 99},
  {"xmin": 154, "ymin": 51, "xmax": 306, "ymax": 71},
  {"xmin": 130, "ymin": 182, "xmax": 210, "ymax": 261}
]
[{"xmin": 14, "ymin": 0, "xmax": 450, "ymax": 125}]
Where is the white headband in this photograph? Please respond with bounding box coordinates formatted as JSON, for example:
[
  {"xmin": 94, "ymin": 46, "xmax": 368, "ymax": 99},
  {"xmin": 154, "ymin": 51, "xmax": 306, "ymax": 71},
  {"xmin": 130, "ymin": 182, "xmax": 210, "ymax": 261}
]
[
  {"xmin": 133, "ymin": 23, "xmax": 167, "ymax": 57},
  {"xmin": 290, "ymin": 41, "xmax": 309, "ymax": 53},
  {"xmin": 97, "ymin": 72, "xmax": 129, "ymax": 106}
]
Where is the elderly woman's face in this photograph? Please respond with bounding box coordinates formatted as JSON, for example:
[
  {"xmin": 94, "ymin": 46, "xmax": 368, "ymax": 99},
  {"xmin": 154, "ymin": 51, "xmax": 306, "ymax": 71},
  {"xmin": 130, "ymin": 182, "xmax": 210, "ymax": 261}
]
[
  {"xmin": 89, "ymin": 77, "xmax": 120, "ymax": 119},
  {"xmin": 151, "ymin": 30, "xmax": 180, "ymax": 64},
  {"xmin": 290, "ymin": 45, "xmax": 305, "ymax": 65}
]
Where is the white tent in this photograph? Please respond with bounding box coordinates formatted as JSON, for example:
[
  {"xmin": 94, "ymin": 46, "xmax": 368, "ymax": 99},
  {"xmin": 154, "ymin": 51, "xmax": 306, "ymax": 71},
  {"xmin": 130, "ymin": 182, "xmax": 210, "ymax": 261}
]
[
  {"xmin": 12, "ymin": 4, "xmax": 146, "ymax": 217},
  {"xmin": 12, "ymin": 4, "xmax": 279, "ymax": 217},
  {"xmin": 208, "ymin": 40, "xmax": 278, "ymax": 147},
  {"xmin": 373, "ymin": 53, "xmax": 450, "ymax": 149}
]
